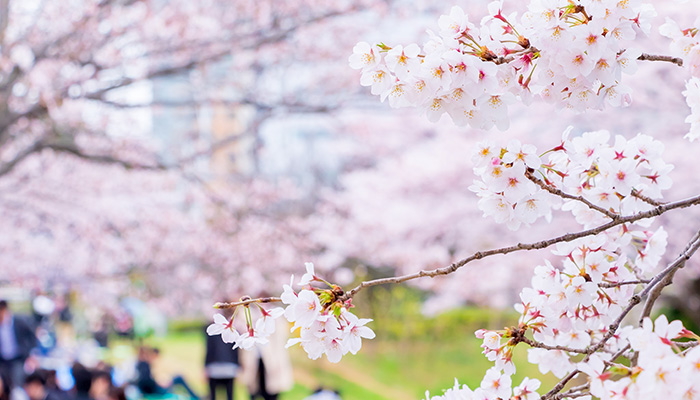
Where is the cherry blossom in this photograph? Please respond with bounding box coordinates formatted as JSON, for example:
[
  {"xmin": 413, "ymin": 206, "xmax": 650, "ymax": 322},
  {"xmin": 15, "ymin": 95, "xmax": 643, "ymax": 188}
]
[
  {"xmin": 350, "ymin": 0, "xmax": 656, "ymax": 130},
  {"xmin": 683, "ymin": 77, "xmax": 700, "ymax": 141}
]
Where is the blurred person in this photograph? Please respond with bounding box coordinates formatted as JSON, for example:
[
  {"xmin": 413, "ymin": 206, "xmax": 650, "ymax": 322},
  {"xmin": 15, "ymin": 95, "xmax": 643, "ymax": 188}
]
[
  {"xmin": 71, "ymin": 363, "xmax": 93, "ymax": 400},
  {"xmin": 0, "ymin": 301, "xmax": 37, "ymax": 388},
  {"xmin": 0, "ymin": 370, "xmax": 26, "ymax": 400},
  {"xmin": 23, "ymin": 372, "xmax": 61, "ymax": 400},
  {"xmin": 239, "ymin": 319, "xmax": 293, "ymax": 400},
  {"xmin": 42, "ymin": 371, "xmax": 69, "ymax": 400},
  {"xmin": 54, "ymin": 295, "xmax": 74, "ymax": 349},
  {"xmin": 135, "ymin": 347, "xmax": 199, "ymax": 399},
  {"xmin": 105, "ymin": 388, "xmax": 124, "ymax": 400},
  {"xmin": 204, "ymin": 313, "xmax": 239, "ymax": 400},
  {"xmin": 88, "ymin": 371, "xmax": 111, "ymax": 400}
]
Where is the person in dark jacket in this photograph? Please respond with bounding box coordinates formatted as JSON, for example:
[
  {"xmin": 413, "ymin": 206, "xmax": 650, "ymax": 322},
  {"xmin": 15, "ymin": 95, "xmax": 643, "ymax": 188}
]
[
  {"xmin": 204, "ymin": 325, "xmax": 239, "ymax": 400},
  {"xmin": 0, "ymin": 300, "xmax": 37, "ymax": 388},
  {"xmin": 71, "ymin": 363, "xmax": 93, "ymax": 400},
  {"xmin": 135, "ymin": 347, "xmax": 199, "ymax": 399}
]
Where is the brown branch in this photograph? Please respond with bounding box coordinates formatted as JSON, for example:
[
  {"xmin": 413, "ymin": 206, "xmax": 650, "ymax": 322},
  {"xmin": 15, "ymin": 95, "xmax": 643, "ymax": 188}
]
[
  {"xmin": 525, "ymin": 170, "xmax": 618, "ymax": 219},
  {"xmin": 44, "ymin": 142, "xmax": 167, "ymax": 171},
  {"xmin": 631, "ymin": 189, "xmax": 665, "ymax": 207},
  {"xmin": 214, "ymin": 297, "xmax": 282, "ymax": 309},
  {"xmin": 519, "ymin": 336, "xmax": 589, "ymax": 354},
  {"xmin": 678, "ymin": 341, "xmax": 699, "ymax": 349},
  {"xmin": 609, "ymin": 343, "xmax": 631, "ymax": 362},
  {"xmin": 638, "ymin": 230, "xmax": 700, "ymax": 325},
  {"xmin": 598, "ymin": 279, "xmax": 649, "ymax": 288},
  {"xmin": 552, "ymin": 384, "xmax": 590, "ymax": 400},
  {"xmin": 344, "ymin": 193, "xmax": 700, "ymax": 299},
  {"xmin": 637, "ymin": 53, "xmax": 683, "ymax": 66},
  {"xmin": 0, "ymin": 141, "xmax": 44, "ymax": 177},
  {"xmin": 541, "ymin": 370, "xmax": 579, "ymax": 400},
  {"xmin": 96, "ymin": 97, "xmax": 337, "ymax": 114}
]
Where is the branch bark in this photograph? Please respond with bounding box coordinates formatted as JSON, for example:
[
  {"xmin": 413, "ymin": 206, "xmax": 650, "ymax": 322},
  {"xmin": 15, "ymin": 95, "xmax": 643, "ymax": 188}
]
[
  {"xmin": 214, "ymin": 297, "xmax": 281, "ymax": 309},
  {"xmin": 525, "ymin": 170, "xmax": 618, "ymax": 219},
  {"xmin": 343, "ymin": 193, "xmax": 700, "ymax": 299},
  {"xmin": 637, "ymin": 53, "xmax": 684, "ymax": 66}
]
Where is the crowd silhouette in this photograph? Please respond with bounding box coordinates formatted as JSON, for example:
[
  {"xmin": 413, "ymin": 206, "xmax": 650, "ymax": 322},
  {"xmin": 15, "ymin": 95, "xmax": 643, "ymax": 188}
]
[{"xmin": 0, "ymin": 297, "xmax": 340, "ymax": 400}]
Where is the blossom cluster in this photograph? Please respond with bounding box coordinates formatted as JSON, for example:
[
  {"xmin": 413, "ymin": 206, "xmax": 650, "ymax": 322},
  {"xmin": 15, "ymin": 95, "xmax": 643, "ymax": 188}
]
[
  {"xmin": 659, "ymin": 17, "xmax": 700, "ymax": 77},
  {"xmin": 445, "ymin": 226, "xmax": 699, "ymax": 400},
  {"xmin": 470, "ymin": 127, "xmax": 673, "ymax": 230},
  {"xmin": 469, "ymin": 139, "xmax": 552, "ymax": 231},
  {"xmin": 579, "ymin": 316, "xmax": 700, "ymax": 399},
  {"xmin": 207, "ymin": 263, "xmax": 375, "ymax": 362},
  {"xmin": 684, "ymin": 77, "xmax": 700, "ymax": 141},
  {"xmin": 207, "ymin": 302, "xmax": 284, "ymax": 350},
  {"xmin": 660, "ymin": 18, "xmax": 700, "ymax": 142},
  {"xmin": 282, "ymin": 263, "xmax": 376, "ymax": 363},
  {"xmin": 349, "ymin": 0, "xmax": 654, "ymax": 130},
  {"xmin": 423, "ymin": 375, "xmax": 540, "ymax": 400},
  {"xmin": 474, "ymin": 233, "xmax": 645, "ymax": 374}
]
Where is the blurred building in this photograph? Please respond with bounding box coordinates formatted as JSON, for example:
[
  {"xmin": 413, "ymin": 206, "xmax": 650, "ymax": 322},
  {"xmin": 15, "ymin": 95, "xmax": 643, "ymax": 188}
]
[{"xmin": 151, "ymin": 61, "xmax": 347, "ymax": 194}]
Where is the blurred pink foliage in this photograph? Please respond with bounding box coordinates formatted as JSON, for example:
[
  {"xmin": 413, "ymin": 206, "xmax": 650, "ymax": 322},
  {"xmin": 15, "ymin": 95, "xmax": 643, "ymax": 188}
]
[{"xmin": 2, "ymin": 0, "xmax": 700, "ymax": 319}]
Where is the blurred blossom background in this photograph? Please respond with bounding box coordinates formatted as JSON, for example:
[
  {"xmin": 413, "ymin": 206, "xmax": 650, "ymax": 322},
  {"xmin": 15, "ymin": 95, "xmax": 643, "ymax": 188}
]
[{"xmin": 1, "ymin": 0, "xmax": 700, "ymax": 399}]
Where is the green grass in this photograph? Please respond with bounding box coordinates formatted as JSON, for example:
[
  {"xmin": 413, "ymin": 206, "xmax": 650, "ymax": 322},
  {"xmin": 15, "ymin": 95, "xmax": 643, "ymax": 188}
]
[{"xmin": 111, "ymin": 299, "xmax": 563, "ymax": 400}]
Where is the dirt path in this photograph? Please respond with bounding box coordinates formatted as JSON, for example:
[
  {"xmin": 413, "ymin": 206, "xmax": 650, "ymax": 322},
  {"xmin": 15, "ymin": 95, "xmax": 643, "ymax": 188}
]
[{"xmin": 291, "ymin": 350, "xmax": 415, "ymax": 400}]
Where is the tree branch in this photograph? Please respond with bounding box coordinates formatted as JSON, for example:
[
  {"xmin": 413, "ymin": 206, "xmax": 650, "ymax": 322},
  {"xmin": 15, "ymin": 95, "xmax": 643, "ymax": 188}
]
[
  {"xmin": 598, "ymin": 279, "xmax": 649, "ymax": 288},
  {"xmin": 631, "ymin": 189, "xmax": 665, "ymax": 207},
  {"xmin": 519, "ymin": 336, "xmax": 589, "ymax": 354},
  {"xmin": 0, "ymin": 141, "xmax": 44, "ymax": 177},
  {"xmin": 214, "ymin": 297, "xmax": 281, "ymax": 309},
  {"xmin": 541, "ymin": 369, "xmax": 579, "ymax": 400},
  {"xmin": 637, "ymin": 53, "xmax": 684, "ymax": 66},
  {"xmin": 343, "ymin": 193, "xmax": 700, "ymax": 299},
  {"xmin": 525, "ymin": 170, "xmax": 618, "ymax": 219},
  {"xmin": 44, "ymin": 142, "xmax": 167, "ymax": 171}
]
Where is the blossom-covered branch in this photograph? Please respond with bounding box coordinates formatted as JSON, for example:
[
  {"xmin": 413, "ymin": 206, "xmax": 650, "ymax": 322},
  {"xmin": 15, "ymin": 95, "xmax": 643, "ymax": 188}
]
[{"xmin": 343, "ymin": 192, "xmax": 700, "ymax": 299}]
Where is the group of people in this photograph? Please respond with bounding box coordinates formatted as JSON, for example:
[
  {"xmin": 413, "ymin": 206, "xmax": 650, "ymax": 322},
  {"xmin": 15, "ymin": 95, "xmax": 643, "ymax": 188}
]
[
  {"xmin": 0, "ymin": 299, "xmax": 126, "ymax": 400},
  {"xmin": 0, "ymin": 360, "xmax": 126, "ymax": 400},
  {"xmin": 0, "ymin": 298, "xmax": 340, "ymax": 400}
]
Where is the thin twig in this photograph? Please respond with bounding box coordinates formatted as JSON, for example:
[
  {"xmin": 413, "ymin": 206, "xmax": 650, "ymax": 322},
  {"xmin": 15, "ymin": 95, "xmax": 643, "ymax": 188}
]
[
  {"xmin": 541, "ymin": 370, "xmax": 579, "ymax": 400},
  {"xmin": 214, "ymin": 297, "xmax": 281, "ymax": 309},
  {"xmin": 525, "ymin": 170, "xmax": 618, "ymax": 219},
  {"xmin": 678, "ymin": 341, "xmax": 699, "ymax": 349},
  {"xmin": 609, "ymin": 343, "xmax": 631, "ymax": 362},
  {"xmin": 552, "ymin": 383, "xmax": 590, "ymax": 400},
  {"xmin": 631, "ymin": 189, "xmax": 665, "ymax": 207},
  {"xmin": 637, "ymin": 53, "xmax": 684, "ymax": 66},
  {"xmin": 520, "ymin": 336, "xmax": 588, "ymax": 354},
  {"xmin": 598, "ymin": 280, "xmax": 649, "ymax": 288}
]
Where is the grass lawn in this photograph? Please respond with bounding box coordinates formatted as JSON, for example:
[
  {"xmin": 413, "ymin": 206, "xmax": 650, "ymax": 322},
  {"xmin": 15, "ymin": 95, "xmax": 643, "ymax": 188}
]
[{"xmin": 122, "ymin": 322, "xmax": 561, "ymax": 400}]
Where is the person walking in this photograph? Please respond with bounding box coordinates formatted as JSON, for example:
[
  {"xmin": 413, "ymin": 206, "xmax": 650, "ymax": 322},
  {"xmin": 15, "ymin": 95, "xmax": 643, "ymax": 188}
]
[
  {"xmin": 239, "ymin": 319, "xmax": 293, "ymax": 400},
  {"xmin": 204, "ymin": 325, "xmax": 239, "ymax": 400},
  {"xmin": 0, "ymin": 301, "xmax": 36, "ymax": 389}
]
